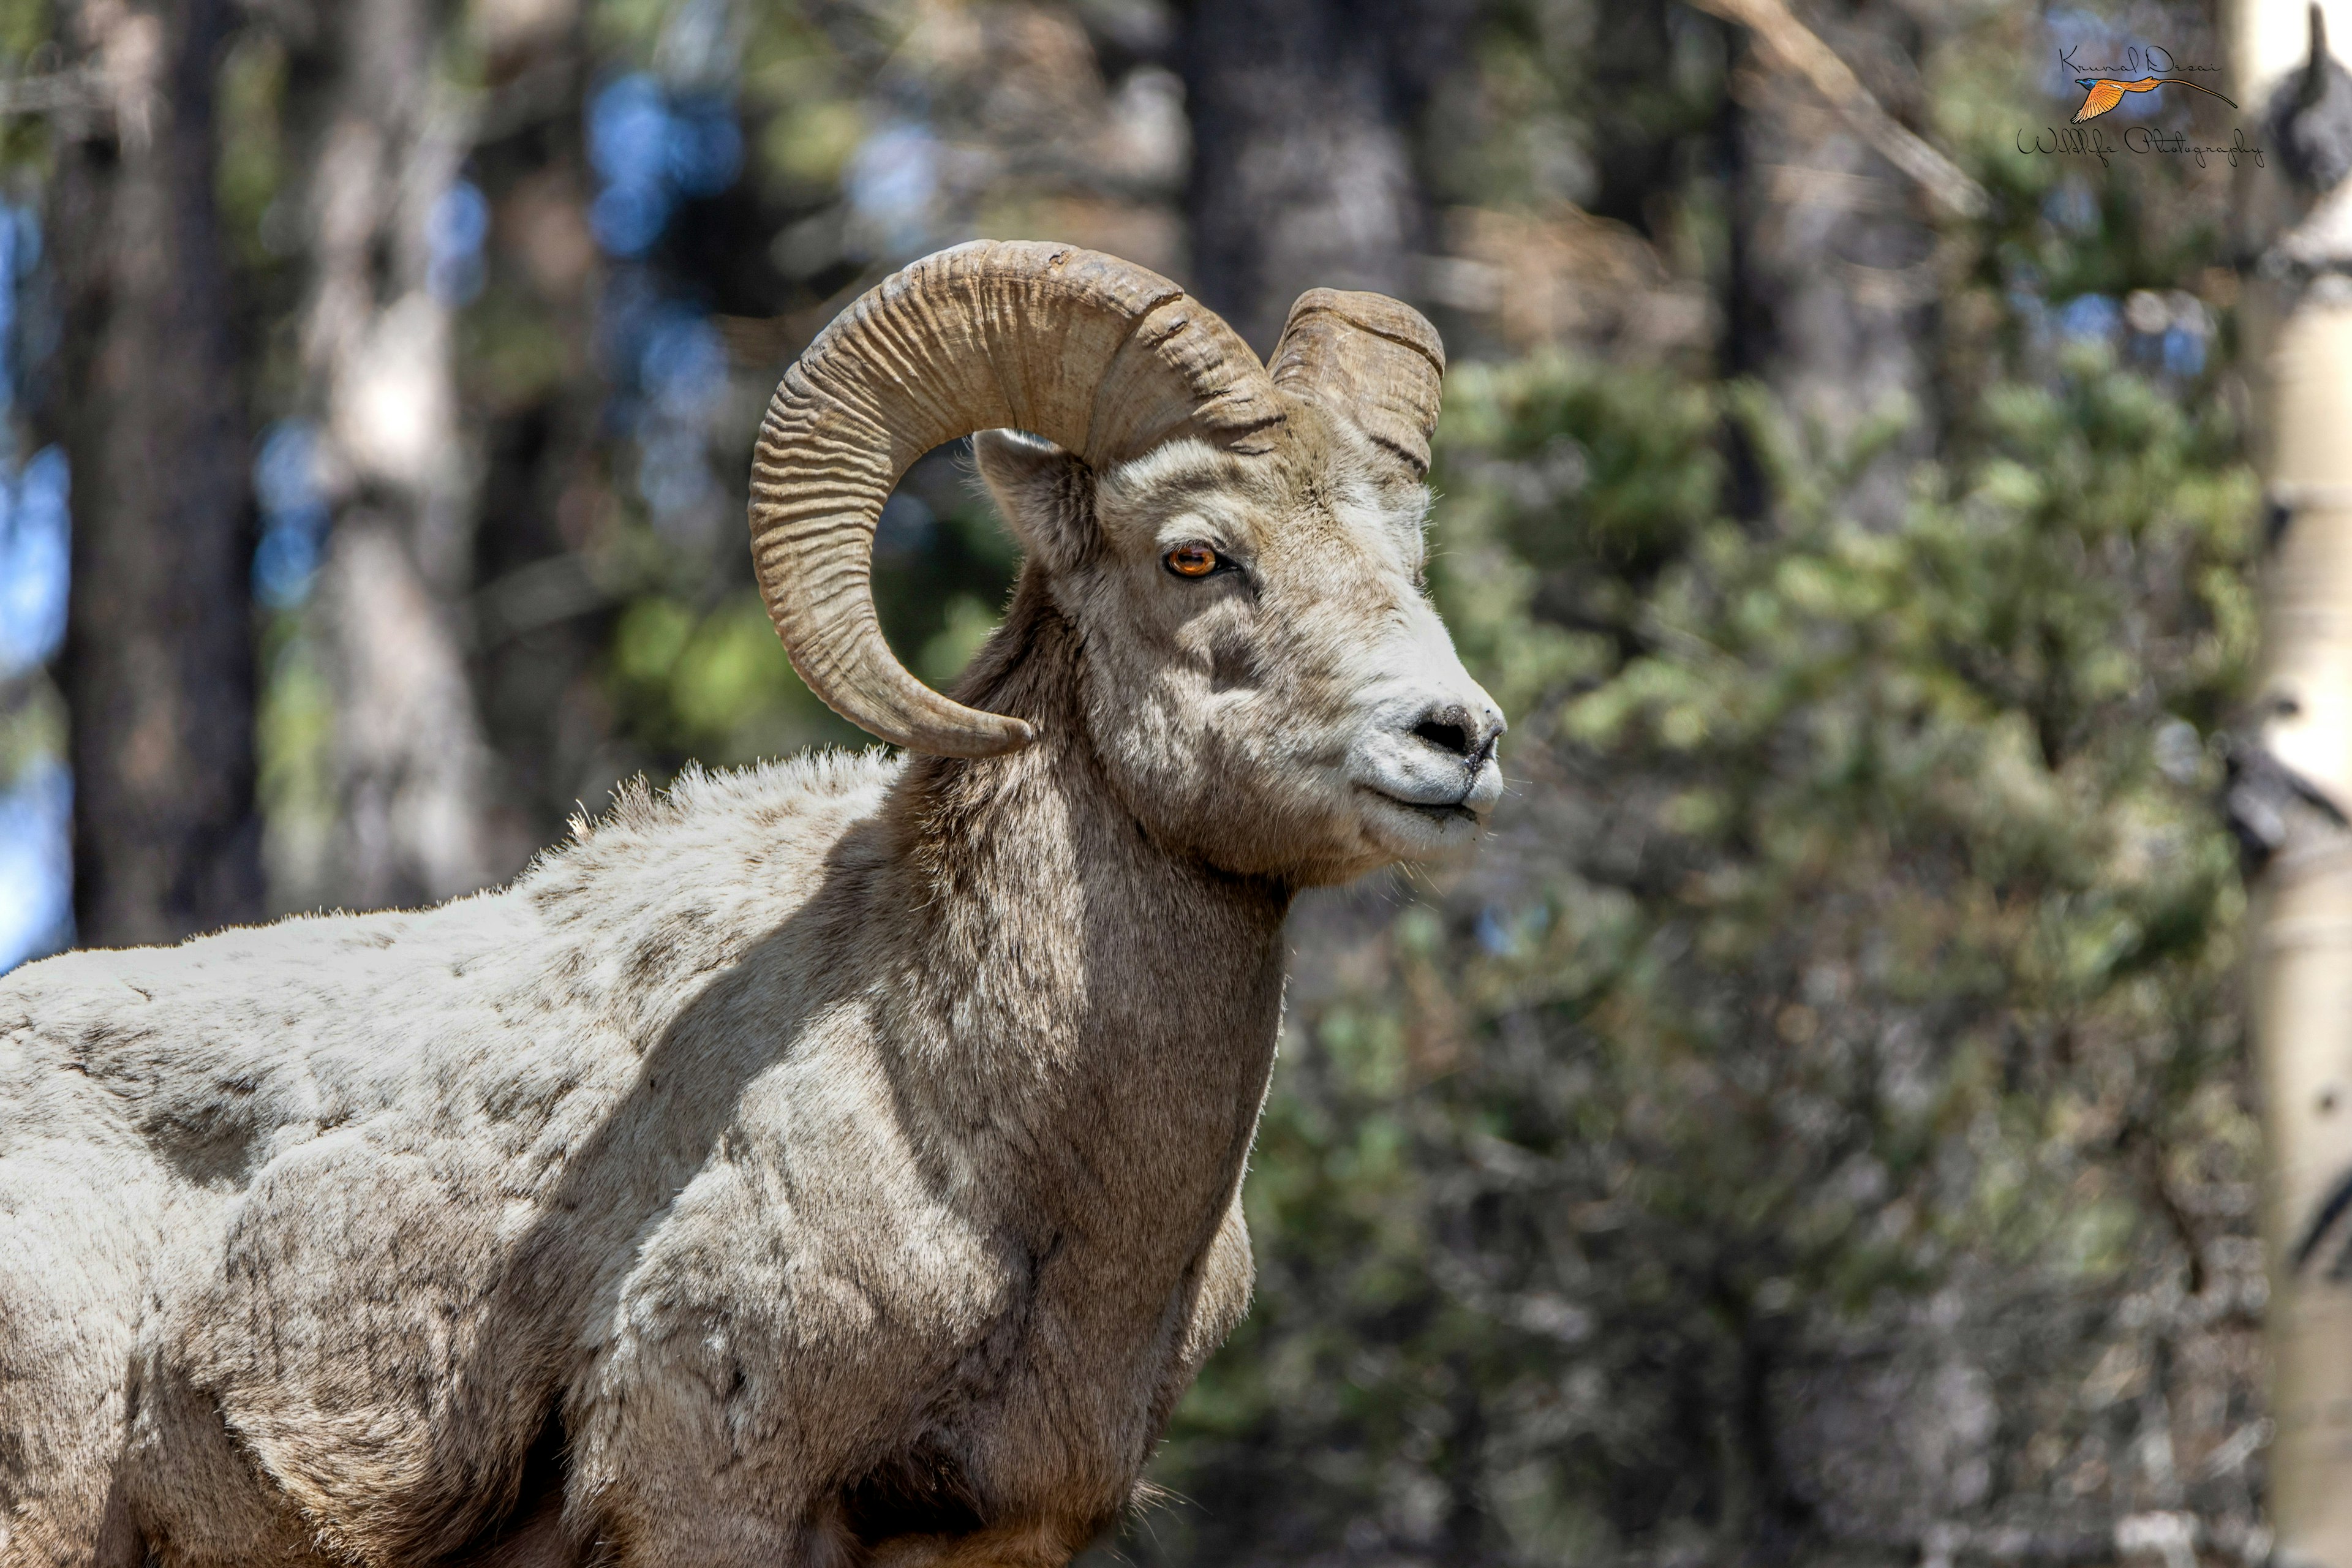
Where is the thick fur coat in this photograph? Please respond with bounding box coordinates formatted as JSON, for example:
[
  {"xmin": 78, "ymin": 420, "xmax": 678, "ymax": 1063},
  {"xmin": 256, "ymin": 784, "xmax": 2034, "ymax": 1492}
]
[{"xmin": 0, "ymin": 416, "xmax": 1500, "ymax": 1567}]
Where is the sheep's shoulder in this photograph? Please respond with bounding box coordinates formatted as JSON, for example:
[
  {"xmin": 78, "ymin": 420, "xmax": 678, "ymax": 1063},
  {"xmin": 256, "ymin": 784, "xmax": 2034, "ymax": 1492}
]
[{"xmin": 513, "ymin": 751, "xmax": 900, "ymax": 1017}]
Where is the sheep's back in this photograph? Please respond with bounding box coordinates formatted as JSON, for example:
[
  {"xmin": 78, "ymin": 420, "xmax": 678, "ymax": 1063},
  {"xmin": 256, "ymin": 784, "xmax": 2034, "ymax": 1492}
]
[{"xmin": 0, "ymin": 748, "xmax": 902, "ymax": 1183}]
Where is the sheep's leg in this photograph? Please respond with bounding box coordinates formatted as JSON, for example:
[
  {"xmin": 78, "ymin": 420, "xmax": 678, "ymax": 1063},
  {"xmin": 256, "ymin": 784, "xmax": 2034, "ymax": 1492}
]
[
  {"xmin": 0, "ymin": 1163, "xmax": 146, "ymax": 1567},
  {"xmin": 442, "ymin": 1493, "xmax": 575, "ymax": 1568},
  {"xmin": 1139, "ymin": 1192, "xmax": 1255, "ymax": 1439},
  {"xmin": 563, "ymin": 1371, "xmax": 824, "ymax": 1568},
  {"xmin": 570, "ymin": 1411, "xmax": 1093, "ymax": 1568},
  {"xmin": 860, "ymin": 1518, "xmax": 1093, "ymax": 1568}
]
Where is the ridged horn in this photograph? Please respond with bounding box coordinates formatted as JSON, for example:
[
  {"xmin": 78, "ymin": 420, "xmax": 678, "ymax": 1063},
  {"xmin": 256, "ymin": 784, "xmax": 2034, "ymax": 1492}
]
[
  {"xmin": 749, "ymin": 239, "xmax": 1284, "ymax": 758},
  {"xmin": 1267, "ymin": 288, "xmax": 1446, "ymax": 480}
]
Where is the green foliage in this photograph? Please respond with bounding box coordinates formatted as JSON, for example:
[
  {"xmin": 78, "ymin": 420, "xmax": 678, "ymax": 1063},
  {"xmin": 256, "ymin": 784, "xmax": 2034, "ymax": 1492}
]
[
  {"xmin": 253, "ymin": 624, "xmax": 336, "ymax": 905},
  {"xmin": 0, "ymin": 673, "xmax": 61, "ymax": 789},
  {"xmin": 606, "ymin": 589, "xmax": 859, "ymax": 763},
  {"xmin": 0, "ymin": 0, "xmax": 51, "ymax": 173},
  {"xmin": 600, "ymin": 453, "xmax": 1018, "ymax": 769},
  {"xmin": 739, "ymin": 4, "xmax": 887, "ymax": 197},
  {"xmin": 214, "ymin": 31, "xmax": 287, "ymax": 268}
]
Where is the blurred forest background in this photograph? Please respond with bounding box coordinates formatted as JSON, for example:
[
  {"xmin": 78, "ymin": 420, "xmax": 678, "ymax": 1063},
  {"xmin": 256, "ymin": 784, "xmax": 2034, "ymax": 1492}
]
[{"xmin": 0, "ymin": 0, "xmax": 2278, "ymax": 1561}]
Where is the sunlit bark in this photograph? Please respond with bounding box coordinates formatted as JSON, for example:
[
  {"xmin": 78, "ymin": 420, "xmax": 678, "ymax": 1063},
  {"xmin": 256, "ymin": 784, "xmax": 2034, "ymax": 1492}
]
[{"xmin": 290, "ymin": 0, "xmax": 516, "ymax": 908}]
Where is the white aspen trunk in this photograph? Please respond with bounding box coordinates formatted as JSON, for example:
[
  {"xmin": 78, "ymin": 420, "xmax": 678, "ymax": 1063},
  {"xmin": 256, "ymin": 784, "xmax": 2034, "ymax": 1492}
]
[
  {"xmin": 2233, "ymin": 4, "xmax": 2352, "ymax": 1562},
  {"xmin": 297, "ymin": 0, "xmax": 518, "ymax": 909}
]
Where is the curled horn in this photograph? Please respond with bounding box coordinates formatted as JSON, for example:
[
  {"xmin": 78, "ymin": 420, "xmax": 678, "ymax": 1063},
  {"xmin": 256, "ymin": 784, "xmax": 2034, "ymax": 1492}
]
[
  {"xmin": 1267, "ymin": 289, "xmax": 1447, "ymax": 480},
  {"xmin": 750, "ymin": 240, "xmax": 1283, "ymax": 758}
]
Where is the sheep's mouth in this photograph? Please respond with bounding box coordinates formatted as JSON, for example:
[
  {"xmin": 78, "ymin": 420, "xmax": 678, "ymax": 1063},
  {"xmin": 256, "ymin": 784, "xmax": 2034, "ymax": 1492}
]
[{"xmin": 1360, "ymin": 785, "xmax": 1480, "ymax": 826}]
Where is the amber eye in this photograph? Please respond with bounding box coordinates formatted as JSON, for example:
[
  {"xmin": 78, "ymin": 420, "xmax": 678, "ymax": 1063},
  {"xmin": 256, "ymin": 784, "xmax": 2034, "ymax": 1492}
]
[{"xmin": 1165, "ymin": 543, "xmax": 1221, "ymax": 578}]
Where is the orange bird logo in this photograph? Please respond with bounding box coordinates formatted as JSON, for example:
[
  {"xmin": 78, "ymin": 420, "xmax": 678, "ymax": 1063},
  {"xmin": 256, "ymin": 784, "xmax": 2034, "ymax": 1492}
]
[{"xmin": 2071, "ymin": 75, "xmax": 2237, "ymax": 123}]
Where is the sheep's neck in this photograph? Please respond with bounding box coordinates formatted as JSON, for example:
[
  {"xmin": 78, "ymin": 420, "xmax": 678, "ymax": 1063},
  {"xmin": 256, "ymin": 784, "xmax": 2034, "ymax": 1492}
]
[{"xmin": 880, "ymin": 582, "xmax": 1289, "ymax": 1267}]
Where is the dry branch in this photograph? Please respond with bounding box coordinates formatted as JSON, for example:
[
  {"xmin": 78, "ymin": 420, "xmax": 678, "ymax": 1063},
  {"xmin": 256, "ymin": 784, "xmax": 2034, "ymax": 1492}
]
[{"xmin": 1688, "ymin": 0, "xmax": 1989, "ymax": 221}]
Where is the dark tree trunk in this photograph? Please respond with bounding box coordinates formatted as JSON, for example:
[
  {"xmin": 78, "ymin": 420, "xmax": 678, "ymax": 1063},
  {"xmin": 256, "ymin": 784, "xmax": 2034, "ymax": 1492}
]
[
  {"xmin": 1722, "ymin": 4, "xmax": 1939, "ymax": 529},
  {"xmin": 464, "ymin": 17, "xmax": 614, "ymax": 852},
  {"xmin": 48, "ymin": 0, "xmax": 262, "ymax": 946},
  {"xmin": 1178, "ymin": 0, "xmax": 1472, "ymax": 352}
]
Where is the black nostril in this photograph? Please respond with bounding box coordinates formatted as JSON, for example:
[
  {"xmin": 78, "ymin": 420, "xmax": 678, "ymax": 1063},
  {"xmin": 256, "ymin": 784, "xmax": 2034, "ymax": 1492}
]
[{"xmin": 1411, "ymin": 713, "xmax": 1477, "ymax": 758}]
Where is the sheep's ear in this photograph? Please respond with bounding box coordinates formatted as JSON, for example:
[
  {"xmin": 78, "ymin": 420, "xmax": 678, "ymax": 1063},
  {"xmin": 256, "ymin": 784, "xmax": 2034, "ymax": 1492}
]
[{"xmin": 973, "ymin": 429, "xmax": 1094, "ymax": 572}]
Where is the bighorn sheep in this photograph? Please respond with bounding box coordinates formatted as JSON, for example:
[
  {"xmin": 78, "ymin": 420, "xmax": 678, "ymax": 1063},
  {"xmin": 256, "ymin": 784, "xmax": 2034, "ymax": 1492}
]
[{"xmin": 0, "ymin": 241, "xmax": 1504, "ymax": 1567}]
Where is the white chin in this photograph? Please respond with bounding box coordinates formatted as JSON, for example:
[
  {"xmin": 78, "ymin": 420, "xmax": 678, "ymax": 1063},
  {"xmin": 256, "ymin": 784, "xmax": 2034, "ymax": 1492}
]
[{"xmin": 1356, "ymin": 786, "xmax": 1485, "ymax": 859}]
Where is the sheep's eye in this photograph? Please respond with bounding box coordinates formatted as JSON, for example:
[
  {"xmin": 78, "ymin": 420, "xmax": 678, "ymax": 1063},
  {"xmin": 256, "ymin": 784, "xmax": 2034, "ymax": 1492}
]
[{"xmin": 1165, "ymin": 543, "xmax": 1221, "ymax": 578}]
